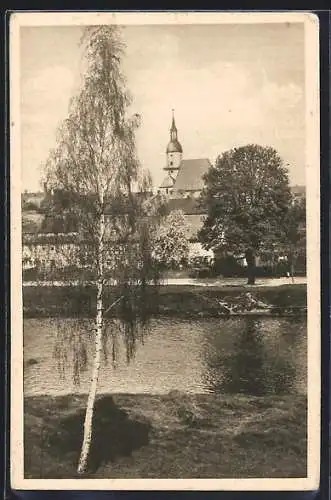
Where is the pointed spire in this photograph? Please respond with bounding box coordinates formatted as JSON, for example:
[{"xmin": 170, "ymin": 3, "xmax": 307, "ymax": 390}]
[
  {"xmin": 171, "ymin": 108, "xmax": 176, "ymax": 131},
  {"xmin": 170, "ymin": 109, "xmax": 178, "ymax": 140},
  {"xmin": 166, "ymin": 108, "xmax": 182, "ymax": 155}
]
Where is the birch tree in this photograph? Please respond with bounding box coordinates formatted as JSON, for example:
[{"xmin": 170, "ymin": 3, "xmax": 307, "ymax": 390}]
[{"xmin": 43, "ymin": 26, "xmax": 160, "ymax": 475}]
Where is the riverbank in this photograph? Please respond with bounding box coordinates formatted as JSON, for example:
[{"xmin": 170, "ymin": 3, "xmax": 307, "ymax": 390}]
[
  {"xmin": 23, "ymin": 283, "xmax": 307, "ymax": 318},
  {"xmin": 24, "ymin": 391, "xmax": 307, "ymax": 479}
]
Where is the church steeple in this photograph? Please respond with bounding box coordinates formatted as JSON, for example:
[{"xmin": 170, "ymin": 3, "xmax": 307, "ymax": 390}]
[
  {"xmin": 159, "ymin": 110, "xmax": 183, "ymax": 195},
  {"xmin": 170, "ymin": 109, "xmax": 178, "ymax": 142},
  {"xmin": 166, "ymin": 109, "xmax": 183, "ymax": 155}
]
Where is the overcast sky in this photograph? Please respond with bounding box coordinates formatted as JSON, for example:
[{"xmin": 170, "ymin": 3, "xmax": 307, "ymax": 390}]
[{"xmin": 20, "ymin": 22, "xmax": 305, "ymax": 192}]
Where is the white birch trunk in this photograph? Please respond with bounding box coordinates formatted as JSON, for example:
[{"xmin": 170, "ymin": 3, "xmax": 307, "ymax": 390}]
[{"xmin": 77, "ymin": 209, "xmax": 105, "ymax": 474}]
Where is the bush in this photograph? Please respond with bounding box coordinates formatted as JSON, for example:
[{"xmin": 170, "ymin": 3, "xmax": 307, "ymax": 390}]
[
  {"xmin": 189, "ymin": 266, "xmax": 212, "ymax": 279},
  {"xmin": 23, "ymin": 201, "xmax": 40, "ymax": 212},
  {"xmin": 213, "ymin": 256, "xmax": 246, "ymax": 278},
  {"xmin": 188, "ymin": 256, "xmax": 217, "ymax": 279}
]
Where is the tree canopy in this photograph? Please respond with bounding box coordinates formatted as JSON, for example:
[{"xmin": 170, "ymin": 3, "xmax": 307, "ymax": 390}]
[{"xmin": 198, "ymin": 144, "xmax": 293, "ymax": 283}]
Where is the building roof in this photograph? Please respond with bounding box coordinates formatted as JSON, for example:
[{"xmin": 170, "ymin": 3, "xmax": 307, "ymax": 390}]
[
  {"xmin": 166, "ymin": 111, "xmax": 183, "ymax": 153},
  {"xmin": 166, "ymin": 139, "xmax": 183, "ymax": 154},
  {"xmin": 173, "ymin": 158, "xmax": 211, "ymax": 192}
]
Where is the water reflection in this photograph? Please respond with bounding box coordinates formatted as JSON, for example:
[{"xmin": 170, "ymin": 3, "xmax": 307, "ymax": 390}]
[
  {"xmin": 24, "ymin": 316, "xmax": 306, "ymax": 396},
  {"xmin": 203, "ymin": 318, "xmax": 298, "ymax": 396}
]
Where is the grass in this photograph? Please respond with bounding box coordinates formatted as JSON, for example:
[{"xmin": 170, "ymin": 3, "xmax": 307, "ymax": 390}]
[
  {"xmin": 23, "ymin": 284, "xmax": 307, "ymax": 318},
  {"xmin": 24, "ymin": 391, "xmax": 307, "ymax": 479}
]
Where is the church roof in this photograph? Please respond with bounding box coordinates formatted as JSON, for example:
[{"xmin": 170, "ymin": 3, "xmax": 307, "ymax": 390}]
[
  {"xmin": 166, "ymin": 110, "xmax": 183, "ymax": 153},
  {"xmin": 166, "ymin": 139, "xmax": 183, "ymax": 153},
  {"xmin": 173, "ymin": 158, "xmax": 211, "ymax": 192}
]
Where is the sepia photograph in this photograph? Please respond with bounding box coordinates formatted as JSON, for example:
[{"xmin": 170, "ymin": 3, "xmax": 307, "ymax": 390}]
[{"xmin": 10, "ymin": 11, "xmax": 320, "ymax": 491}]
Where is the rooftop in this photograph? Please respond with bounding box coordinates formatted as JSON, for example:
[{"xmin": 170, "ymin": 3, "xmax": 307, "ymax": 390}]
[
  {"xmin": 173, "ymin": 159, "xmax": 211, "ymax": 192},
  {"xmin": 166, "ymin": 139, "xmax": 183, "ymax": 154}
]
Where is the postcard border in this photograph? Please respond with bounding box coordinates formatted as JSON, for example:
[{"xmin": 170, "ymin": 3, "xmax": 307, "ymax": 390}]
[{"xmin": 9, "ymin": 10, "xmax": 321, "ymax": 492}]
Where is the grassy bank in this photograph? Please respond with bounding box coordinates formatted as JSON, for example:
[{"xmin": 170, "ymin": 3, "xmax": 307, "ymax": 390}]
[
  {"xmin": 23, "ymin": 284, "xmax": 307, "ymax": 318},
  {"xmin": 24, "ymin": 391, "xmax": 307, "ymax": 479}
]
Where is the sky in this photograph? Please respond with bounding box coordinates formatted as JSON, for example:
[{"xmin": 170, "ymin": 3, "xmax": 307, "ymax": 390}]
[{"xmin": 20, "ymin": 21, "xmax": 306, "ymax": 192}]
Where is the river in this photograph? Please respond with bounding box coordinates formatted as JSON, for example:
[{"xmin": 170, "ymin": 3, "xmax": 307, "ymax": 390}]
[{"xmin": 24, "ymin": 316, "xmax": 306, "ymax": 396}]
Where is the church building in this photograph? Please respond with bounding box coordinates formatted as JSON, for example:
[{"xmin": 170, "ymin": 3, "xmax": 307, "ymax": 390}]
[
  {"xmin": 158, "ymin": 111, "xmax": 213, "ymax": 260},
  {"xmin": 158, "ymin": 111, "xmax": 306, "ymax": 266},
  {"xmin": 159, "ymin": 110, "xmax": 211, "ymax": 199}
]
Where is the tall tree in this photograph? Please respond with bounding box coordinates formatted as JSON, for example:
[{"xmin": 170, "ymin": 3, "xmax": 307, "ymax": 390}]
[
  {"xmin": 198, "ymin": 144, "xmax": 292, "ymax": 284},
  {"xmin": 43, "ymin": 26, "xmax": 160, "ymax": 474}
]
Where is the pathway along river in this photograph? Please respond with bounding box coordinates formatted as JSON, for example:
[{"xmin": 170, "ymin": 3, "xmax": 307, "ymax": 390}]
[{"xmin": 24, "ymin": 316, "xmax": 306, "ymax": 397}]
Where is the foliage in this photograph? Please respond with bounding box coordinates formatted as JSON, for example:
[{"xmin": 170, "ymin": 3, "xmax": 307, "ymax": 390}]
[
  {"xmin": 22, "ymin": 201, "xmax": 40, "ymax": 212},
  {"xmin": 282, "ymin": 196, "xmax": 306, "ymax": 266},
  {"xmin": 22, "ymin": 215, "xmax": 43, "ymax": 235},
  {"xmin": 198, "ymin": 144, "xmax": 293, "ymax": 283},
  {"xmin": 40, "ymin": 190, "xmax": 79, "ymax": 233},
  {"xmin": 152, "ymin": 210, "xmax": 189, "ymax": 269}
]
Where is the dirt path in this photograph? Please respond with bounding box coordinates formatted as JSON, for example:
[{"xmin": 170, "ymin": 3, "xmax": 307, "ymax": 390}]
[{"xmin": 23, "ymin": 277, "xmax": 307, "ymax": 288}]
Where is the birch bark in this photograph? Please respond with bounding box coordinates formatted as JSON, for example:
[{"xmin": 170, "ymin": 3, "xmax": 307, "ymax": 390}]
[{"xmin": 77, "ymin": 206, "xmax": 105, "ymax": 474}]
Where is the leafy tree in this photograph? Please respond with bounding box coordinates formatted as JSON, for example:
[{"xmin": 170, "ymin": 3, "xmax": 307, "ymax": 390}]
[
  {"xmin": 22, "ymin": 201, "xmax": 39, "ymax": 212},
  {"xmin": 198, "ymin": 144, "xmax": 292, "ymax": 284},
  {"xmin": 282, "ymin": 196, "xmax": 306, "ymax": 280},
  {"xmin": 40, "ymin": 189, "xmax": 80, "ymax": 233},
  {"xmin": 152, "ymin": 209, "xmax": 189, "ymax": 269},
  {"xmin": 43, "ymin": 26, "xmax": 160, "ymax": 474}
]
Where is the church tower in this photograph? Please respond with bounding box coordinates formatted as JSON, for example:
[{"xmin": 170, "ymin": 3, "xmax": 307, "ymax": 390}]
[
  {"xmin": 165, "ymin": 110, "xmax": 183, "ymax": 175},
  {"xmin": 159, "ymin": 110, "xmax": 183, "ymax": 195}
]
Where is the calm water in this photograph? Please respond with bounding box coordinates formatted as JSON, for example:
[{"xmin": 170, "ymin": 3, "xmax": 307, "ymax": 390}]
[{"xmin": 24, "ymin": 316, "xmax": 306, "ymax": 396}]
